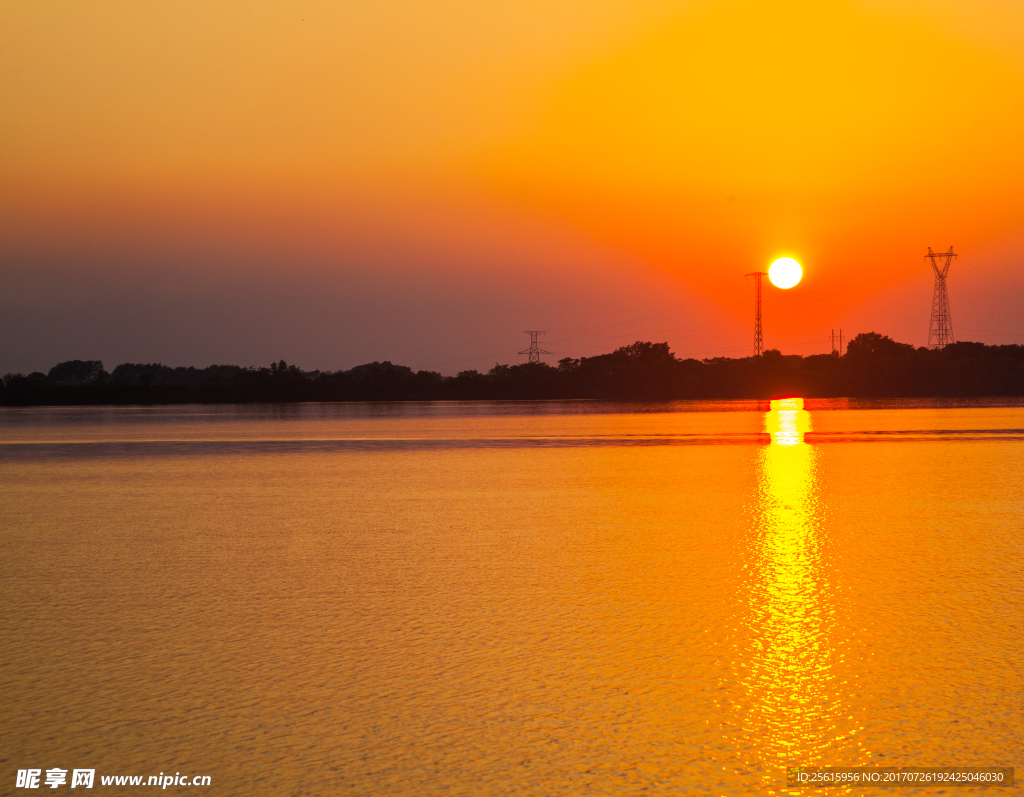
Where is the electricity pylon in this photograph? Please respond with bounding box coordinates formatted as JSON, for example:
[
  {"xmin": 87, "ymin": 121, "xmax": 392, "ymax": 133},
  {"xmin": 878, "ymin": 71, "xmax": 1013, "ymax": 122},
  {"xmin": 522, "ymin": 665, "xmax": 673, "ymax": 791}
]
[
  {"xmin": 519, "ymin": 331, "xmax": 552, "ymax": 364},
  {"xmin": 925, "ymin": 246, "xmax": 956, "ymax": 349},
  {"xmin": 745, "ymin": 272, "xmax": 767, "ymax": 356},
  {"xmin": 831, "ymin": 329, "xmax": 843, "ymax": 355}
]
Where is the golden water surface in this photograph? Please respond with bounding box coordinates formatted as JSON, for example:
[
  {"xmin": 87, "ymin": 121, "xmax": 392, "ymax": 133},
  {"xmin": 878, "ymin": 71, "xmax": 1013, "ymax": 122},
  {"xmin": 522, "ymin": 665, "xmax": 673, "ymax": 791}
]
[{"xmin": 2, "ymin": 400, "xmax": 1021, "ymax": 795}]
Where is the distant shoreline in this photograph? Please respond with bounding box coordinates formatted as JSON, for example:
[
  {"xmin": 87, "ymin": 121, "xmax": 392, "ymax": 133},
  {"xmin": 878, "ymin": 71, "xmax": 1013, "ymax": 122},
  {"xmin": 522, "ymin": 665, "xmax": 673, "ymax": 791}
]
[{"xmin": 4, "ymin": 334, "xmax": 1023, "ymax": 406}]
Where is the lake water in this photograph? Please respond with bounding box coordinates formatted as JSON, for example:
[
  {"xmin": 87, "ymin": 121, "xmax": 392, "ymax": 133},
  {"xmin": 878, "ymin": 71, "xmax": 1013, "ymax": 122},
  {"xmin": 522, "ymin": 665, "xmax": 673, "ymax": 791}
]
[{"xmin": 2, "ymin": 399, "xmax": 1022, "ymax": 795}]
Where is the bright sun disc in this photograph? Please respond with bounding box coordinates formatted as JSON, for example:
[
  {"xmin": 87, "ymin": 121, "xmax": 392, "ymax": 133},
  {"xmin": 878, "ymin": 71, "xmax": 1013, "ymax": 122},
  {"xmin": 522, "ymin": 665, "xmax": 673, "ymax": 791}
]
[{"xmin": 769, "ymin": 257, "xmax": 802, "ymax": 289}]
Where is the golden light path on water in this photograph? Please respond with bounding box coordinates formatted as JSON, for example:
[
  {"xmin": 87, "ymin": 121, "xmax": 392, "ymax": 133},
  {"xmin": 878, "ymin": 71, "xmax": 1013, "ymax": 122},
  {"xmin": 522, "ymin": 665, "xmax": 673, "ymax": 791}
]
[{"xmin": 742, "ymin": 399, "xmax": 856, "ymax": 792}]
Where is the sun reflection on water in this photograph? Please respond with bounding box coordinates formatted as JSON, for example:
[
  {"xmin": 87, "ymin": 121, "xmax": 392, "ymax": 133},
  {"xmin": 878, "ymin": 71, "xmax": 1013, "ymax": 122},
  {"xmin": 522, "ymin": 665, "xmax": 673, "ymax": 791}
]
[
  {"xmin": 764, "ymin": 397, "xmax": 811, "ymax": 446},
  {"xmin": 741, "ymin": 399, "xmax": 846, "ymax": 792}
]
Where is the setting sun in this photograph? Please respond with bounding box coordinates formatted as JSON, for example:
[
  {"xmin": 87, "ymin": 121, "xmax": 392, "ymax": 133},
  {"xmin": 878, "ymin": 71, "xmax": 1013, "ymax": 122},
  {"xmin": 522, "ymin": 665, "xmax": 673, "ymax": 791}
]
[{"xmin": 769, "ymin": 257, "xmax": 802, "ymax": 289}]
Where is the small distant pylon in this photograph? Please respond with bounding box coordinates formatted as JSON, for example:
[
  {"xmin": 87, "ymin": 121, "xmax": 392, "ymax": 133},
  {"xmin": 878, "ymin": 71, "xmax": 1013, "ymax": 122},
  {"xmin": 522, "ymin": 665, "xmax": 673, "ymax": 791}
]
[
  {"xmin": 831, "ymin": 329, "xmax": 843, "ymax": 355},
  {"xmin": 745, "ymin": 271, "xmax": 767, "ymax": 356},
  {"xmin": 925, "ymin": 246, "xmax": 956, "ymax": 349},
  {"xmin": 519, "ymin": 331, "xmax": 552, "ymax": 364}
]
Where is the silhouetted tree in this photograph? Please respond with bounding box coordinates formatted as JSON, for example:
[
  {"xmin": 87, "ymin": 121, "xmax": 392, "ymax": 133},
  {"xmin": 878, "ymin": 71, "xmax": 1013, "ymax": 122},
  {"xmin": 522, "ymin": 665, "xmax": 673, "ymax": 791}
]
[
  {"xmin": 5, "ymin": 336, "xmax": 1024, "ymax": 406},
  {"xmin": 48, "ymin": 360, "xmax": 106, "ymax": 384},
  {"xmin": 845, "ymin": 332, "xmax": 915, "ymax": 359}
]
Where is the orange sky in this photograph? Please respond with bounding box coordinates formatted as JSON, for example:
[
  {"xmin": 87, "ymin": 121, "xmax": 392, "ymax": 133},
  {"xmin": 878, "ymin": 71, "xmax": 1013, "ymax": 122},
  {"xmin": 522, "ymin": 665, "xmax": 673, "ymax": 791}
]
[{"xmin": 2, "ymin": 1, "xmax": 1023, "ymax": 372}]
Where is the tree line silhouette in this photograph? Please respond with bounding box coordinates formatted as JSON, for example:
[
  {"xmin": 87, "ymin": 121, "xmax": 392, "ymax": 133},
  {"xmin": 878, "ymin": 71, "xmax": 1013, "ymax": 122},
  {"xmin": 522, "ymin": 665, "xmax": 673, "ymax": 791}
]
[{"xmin": 3, "ymin": 333, "xmax": 1023, "ymax": 405}]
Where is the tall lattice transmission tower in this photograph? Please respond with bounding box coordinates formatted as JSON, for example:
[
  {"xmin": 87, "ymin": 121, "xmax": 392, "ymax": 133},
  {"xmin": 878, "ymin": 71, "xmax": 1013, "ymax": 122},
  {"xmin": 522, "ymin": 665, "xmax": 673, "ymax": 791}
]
[
  {"xmin": 744, "ymin": 271, "xmax": 767, "ymax": 356},
  {"xmin": 519, "ymin": 331, "xmax": 552, "ymax": 364},
  {"xmin": 925, "ymin": 246, "xmax": 956, "ymax": 349}
]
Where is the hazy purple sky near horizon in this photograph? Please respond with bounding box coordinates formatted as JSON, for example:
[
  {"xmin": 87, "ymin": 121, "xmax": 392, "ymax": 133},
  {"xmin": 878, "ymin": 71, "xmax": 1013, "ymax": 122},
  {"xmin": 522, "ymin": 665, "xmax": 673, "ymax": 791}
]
[{"xmin": 3, "ymin": 227, "xmax": 1023, "ymax": 376}]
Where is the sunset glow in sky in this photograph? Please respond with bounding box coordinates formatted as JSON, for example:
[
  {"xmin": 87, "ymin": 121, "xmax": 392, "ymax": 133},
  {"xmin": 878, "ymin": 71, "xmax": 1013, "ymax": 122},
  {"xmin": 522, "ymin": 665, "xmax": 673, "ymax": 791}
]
[{"xmin": 3, "ymin": 1, "xmax": 1024, "ymax": 372}]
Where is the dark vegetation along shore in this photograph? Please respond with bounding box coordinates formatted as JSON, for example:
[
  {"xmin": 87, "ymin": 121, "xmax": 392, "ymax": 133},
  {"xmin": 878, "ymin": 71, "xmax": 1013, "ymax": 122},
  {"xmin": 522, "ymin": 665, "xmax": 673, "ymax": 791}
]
[{"xmin": 3, "ymin": 333, "xmax": 1023, "ymax": 406}]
